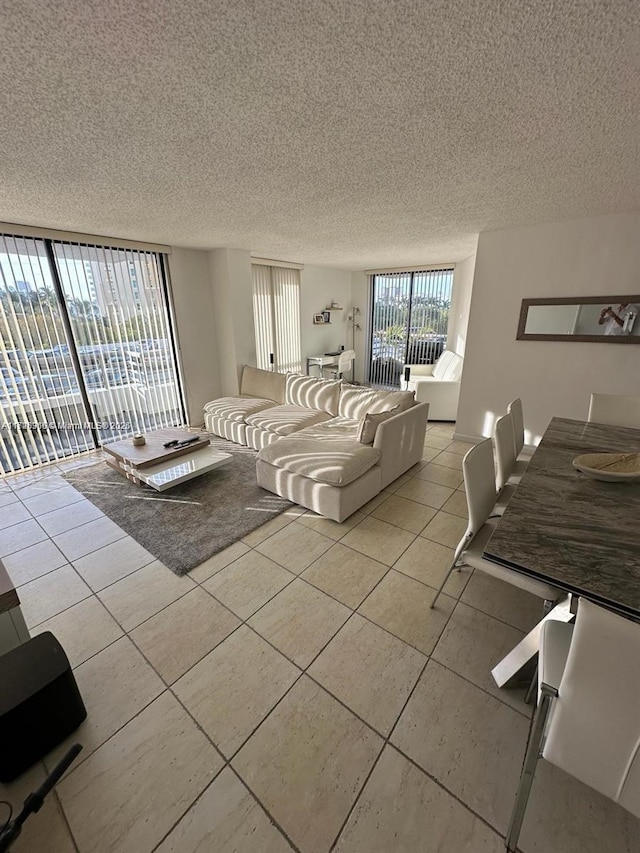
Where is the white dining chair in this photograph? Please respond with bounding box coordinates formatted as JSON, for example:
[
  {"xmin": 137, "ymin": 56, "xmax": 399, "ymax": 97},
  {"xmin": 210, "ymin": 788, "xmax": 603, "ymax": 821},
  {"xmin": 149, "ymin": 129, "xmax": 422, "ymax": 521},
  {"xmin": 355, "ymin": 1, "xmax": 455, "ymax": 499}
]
[
  {"xmin": 587, "ymin": 392, "xmax": 640, "ymax": 430},
  {"xmin": 495, "ymin": 411, "xmax": 528, "ymax": 494},
  {"xmin": 430, "ymin": 438, "xmax": 561, "ymax": 610},
  {"xmin": 323, "ymin": 349, "xmax": 355, "ymax": 380},
  {"xmin": 506, "ymin": 598, "xmax": 640, "ymax": 852},
  {"xmin": 507, "ymin": 397, "xmax": 534, "ymax": 459}
]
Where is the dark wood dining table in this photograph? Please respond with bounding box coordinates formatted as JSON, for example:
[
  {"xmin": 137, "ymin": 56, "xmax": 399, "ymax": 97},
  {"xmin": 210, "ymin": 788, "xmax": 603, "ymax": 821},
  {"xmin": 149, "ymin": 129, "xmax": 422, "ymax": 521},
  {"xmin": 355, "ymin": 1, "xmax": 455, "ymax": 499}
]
[{"xmin": 483, "ymin": 416, "xmax": 640, "ymax": 686}]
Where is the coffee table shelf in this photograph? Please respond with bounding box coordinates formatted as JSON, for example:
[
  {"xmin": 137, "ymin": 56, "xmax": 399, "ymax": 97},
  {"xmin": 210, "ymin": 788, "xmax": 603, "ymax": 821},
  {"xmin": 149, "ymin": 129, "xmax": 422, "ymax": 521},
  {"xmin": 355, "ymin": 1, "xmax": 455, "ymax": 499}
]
[{"xmin": 103, "ymin": 428, "xmax": 232, "ymax": 491}]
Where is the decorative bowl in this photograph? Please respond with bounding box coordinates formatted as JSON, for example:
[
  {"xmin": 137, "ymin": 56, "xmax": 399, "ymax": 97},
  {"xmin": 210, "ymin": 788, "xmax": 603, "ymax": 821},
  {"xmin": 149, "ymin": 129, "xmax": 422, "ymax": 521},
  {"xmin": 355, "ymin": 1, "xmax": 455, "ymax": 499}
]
[{"xmin": 572, "ymin": 452, "xmax": 640, "ymax": 482}]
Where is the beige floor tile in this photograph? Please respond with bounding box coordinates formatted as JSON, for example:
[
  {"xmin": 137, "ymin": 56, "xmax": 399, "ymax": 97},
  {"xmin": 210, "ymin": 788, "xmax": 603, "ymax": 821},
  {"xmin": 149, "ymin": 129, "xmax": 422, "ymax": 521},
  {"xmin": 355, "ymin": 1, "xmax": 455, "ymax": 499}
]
[
  {"xmin": 383, "ymin": 469, "xmax": 418, "ymax": 493},
  {"xmin": 98, "ymin": 560, "xmax": 195, "ymax": 630},
  {"xmin": 248, "ymin": 579, "xmax": 351, "ymax": 667},
  {"xmin": 433, "ymin": 450, "xmax": 464, "ymax": 470},
  {"xmin": 433, "ymin": 601, "xmax": 529, "ymax": 713},
  {"xmin": 255, "ymin": 521, "xmax": 334, "ymax": 573},
  {"xmin": 0, "ymin": 762, "xmax": 77, "ymax": 853},
  {"xmin": 421, "ymin": 445, "xmax": 441, "ymax": 462},
  {"xmin": 370, "ymin": 493, "xmax": 437, "ymax": 533},
  {"xmin": 394, "ymin": 476, "xmax": 454, "ymax": 508},
  {"xmin": 423, "ymin": 433, "xmax": 451, "ymax": 450},
  {"xmin": 445, "ymin": 439, "xmax": 475, "ymax": 455},
  {"xmin": 32, "ymin": 595, "xmax": 124, "ymax": 668},
  {"xmin": 415, "ymin": 461, "xmax": 464, "ymax": 488},
  {"xmin": 420, "ymin": 510, "xmax": 468, "ymax": 548},
  {"xmin": 428, "ymin": 424, "xmax": 455, "ymax": 438},
  {"xmin": 359, "ymin": 570, "xmax": 455, "ymax": 654},
  {"xmin": 0, "ymin": 499, "xmax": 31, "ymax": 529},
  {"xmin": 203, "ymin": 551, "xmax": 294, "ymax": 619},
  {"xmin": 519, "ymin": 760, "xmax": 640, "ymax": 853},
  {"xmin": 53, "ymin": 515, "xmax": 126, "ymax": 562},
  {"xmin": 173, "ymin": 625, "xmax": 299, "ymax": 757},
  {"xmin": 334, "ymin": 745, "xmax": 504, "ymax": 853},
  {"xmin": 393, "ymin": 536, "xmax": 470, "ymax": 597},
  {"xmin": 341, "ymin": 516, "xmax": 415, "ymax": 566},
  {"xmin": 46, "ymin": 636, "xmax": 165, "ymax": 767},
  {"xmin": 57, "ymin": 691, "xmax": 222, "ymax": 853},
  {"xmin": 10, "ymin": 475, "xmax": 66, "ymax": 499},
  {"xmin": 358, "ymin": 491, "xmax": 391, "ymax": 515},
  {"xmin": 188, "ymin": 540, "xmax": 250, "ymax": 582},
  {"xmin": 131, "ymin": 587, "xmax": 241, "ymax": 683},
  {"xmin": 2, "ymin": 538, "xmax": 68, "ymax": 585},
  {"xmin": 297, "ymin": 509, "xmax": 365, "ymax": 541},
  {"xmin": 0, "ymin": 518, "xmax": 48, "ymax": 558},
  {"xmin": 22, "ymin": 484, "xmax": 84, "ymax": 516},
  {"xmin": 309, "ymin": 614, "xmax": 426, "ymax": 735},
  {"xmin": 156, "ymin": 767, "xmax": 294, "ymax": 853},
  {"xmin": 442, "ymin": 489, "xmax": 468, "ymax": 518},
  {"xmin": 37, "ymin": 498, "xmax": 103, "ymax": 536},
  {"xmin": 391, "ymin": 660, "xmax": 529, "ymax": 833},
  {"xmin": 461, "ymin": 571, "xmax": 543, "ymax": 633},
  {"xmin": 233, "ymin": 676, "xmax": 382, "ymax": 853},
  {"xmin": 302, "ymin": 543, "xmax": 388, "ymax": 609},
  {"xmin": 72, "ymin": 535, "xmax": 156, "ymax": 591},
  {"xmin": 241, "ymin": 513, "xmax": 293, "ymax": 547},
  {"xmin": 19, "ymin": 564, "xmax": 92, "ymax": 628}
]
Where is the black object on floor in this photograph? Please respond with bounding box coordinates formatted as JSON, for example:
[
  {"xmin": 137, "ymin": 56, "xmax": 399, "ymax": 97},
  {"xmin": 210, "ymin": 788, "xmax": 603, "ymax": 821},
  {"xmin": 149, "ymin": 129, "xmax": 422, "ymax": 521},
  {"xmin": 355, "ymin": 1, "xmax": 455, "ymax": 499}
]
[
  {"xmin": 0, "ymin": 632, "xmax": 86, "ymax": 783},
  {"xmin": 0, "ymin": 743, "xmax": 82, "ymax": 852}
]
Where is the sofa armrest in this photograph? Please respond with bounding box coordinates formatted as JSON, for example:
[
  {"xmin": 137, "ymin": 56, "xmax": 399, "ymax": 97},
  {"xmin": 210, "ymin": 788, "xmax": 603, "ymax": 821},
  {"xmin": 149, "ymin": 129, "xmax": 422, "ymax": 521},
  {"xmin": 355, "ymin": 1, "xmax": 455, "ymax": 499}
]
[
  {"xmin": 403, "ymin": 363, "xmax": 435, "ymax": 377},
  {"xmin": 412, "ymin": 379, "xmax": 460, "ymax": 421},
  {"xmin": 373, "ymin": 402, "xmax": 429, "ymax": 488}
]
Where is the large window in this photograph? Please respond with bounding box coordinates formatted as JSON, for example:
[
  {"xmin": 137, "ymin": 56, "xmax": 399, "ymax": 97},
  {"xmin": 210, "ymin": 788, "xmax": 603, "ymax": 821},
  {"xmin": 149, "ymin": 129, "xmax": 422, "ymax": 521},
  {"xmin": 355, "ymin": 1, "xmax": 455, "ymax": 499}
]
[
  {"xmin": 252, "ymin": 263, "xmax": 302, "ymax": 374},
  {"xmin": 369, "ymin": 267, "xmax": 453, "ymax": 387},
  {"xmin": 0, "ymin": 233, "xmax": 184, "ymax": 474}
]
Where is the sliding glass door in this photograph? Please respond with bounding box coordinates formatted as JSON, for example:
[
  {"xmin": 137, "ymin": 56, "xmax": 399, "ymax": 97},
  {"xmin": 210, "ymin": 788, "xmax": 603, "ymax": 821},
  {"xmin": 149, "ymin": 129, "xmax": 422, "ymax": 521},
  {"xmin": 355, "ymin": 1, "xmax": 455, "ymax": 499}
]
[
  {"xmin": 0, "ymin": 233, "xmax": 184, "ymax": 474},
  {"xmin": 368, "ymin": 268, "xmax": 453, "ymax": 387}
]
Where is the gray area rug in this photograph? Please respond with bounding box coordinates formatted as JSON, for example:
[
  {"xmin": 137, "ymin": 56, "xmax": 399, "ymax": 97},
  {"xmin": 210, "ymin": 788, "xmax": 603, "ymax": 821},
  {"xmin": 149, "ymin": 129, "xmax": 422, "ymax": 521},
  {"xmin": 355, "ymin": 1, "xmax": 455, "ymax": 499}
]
[{"xmin": 62, "ymin": 436, "xmax": 292, "ymax": 575}]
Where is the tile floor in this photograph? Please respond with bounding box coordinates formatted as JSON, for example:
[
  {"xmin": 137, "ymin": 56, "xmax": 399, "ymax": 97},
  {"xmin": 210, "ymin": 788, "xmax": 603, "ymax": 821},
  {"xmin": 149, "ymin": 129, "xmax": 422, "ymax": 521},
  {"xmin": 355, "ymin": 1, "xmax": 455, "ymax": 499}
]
[{"xmin": 1, "ymin": 425, "xmax": 639, "ymax": 853}]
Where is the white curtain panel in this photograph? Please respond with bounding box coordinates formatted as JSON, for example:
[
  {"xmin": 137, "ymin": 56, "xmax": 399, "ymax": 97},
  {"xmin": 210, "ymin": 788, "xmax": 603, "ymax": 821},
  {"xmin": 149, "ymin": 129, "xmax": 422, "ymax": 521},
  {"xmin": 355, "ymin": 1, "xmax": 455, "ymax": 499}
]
[{"xmin": 251, "ymin": 263, "xmax": 302, "ymax": 374}]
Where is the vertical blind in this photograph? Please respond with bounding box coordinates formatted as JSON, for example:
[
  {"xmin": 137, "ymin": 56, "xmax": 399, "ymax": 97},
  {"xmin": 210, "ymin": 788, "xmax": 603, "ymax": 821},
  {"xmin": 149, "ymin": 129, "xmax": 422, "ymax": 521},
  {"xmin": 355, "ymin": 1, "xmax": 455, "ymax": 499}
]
[
  {"xmin": 251, "ymin": 264, "xmax": 302, "ymax": 374},
  {"xmin": 369, "ymin": 268, "xmax": 453, "ymax": 387},
  {"xmin": 0, "ymin": 233, "xmax": 183, "ymax": 474}
]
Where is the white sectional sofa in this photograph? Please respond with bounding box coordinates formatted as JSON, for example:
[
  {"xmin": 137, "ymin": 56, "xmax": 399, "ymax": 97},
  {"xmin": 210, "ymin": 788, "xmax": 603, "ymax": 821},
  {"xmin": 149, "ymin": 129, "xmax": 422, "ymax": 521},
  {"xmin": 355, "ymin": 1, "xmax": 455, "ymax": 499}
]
[
  {"xmin": 404, "ymin": 350, "xmax": 463, "ymax": 421},
  {"xmin": 203, "ymin": 366, "xmax": 429, "ymax": 521}
]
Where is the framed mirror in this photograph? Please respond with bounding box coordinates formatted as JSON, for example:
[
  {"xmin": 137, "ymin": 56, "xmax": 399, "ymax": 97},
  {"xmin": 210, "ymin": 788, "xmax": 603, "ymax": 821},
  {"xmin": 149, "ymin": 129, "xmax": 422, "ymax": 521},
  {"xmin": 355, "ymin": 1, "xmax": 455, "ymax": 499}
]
[{"xmin": 517, "ymin": 295, "xmax": 640, "ymax": 342}]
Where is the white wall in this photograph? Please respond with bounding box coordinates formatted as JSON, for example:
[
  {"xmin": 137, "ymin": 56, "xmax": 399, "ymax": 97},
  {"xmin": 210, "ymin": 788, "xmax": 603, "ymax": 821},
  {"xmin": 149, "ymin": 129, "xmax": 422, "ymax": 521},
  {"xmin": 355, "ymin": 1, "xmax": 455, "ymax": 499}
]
[
  {"xmin": 350, "ymin": 272, "xmax": 369, "ymax": 383},
  {"xmin": 456, "ymin": 212, "xmax": 640, "ymax": 444},
  {"xmin": 300, "ymin": 265, "xmax": 352, "ymax": 372},
  {"xmin": 447, "ymin": 253, "xmax": 475, "ymax": 356},
  {"xmin": 167, "ymin": 247, "xmax": 220, "ymax": 425},
  {"xmin": 209, "ymin": 248, "xmax": 255, "ymax": 395}
]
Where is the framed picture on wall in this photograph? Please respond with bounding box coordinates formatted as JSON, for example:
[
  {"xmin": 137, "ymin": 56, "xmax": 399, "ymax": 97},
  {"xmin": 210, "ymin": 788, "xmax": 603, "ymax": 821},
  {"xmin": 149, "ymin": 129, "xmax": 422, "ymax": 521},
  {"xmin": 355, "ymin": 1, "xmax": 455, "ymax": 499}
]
[
  {"xmin": 322, "ymin": 311, "xmax": 331, "ymax": 324},
  {"xmin": 313, "ymin": 313, "xmax": 325, "ymax": 324}
]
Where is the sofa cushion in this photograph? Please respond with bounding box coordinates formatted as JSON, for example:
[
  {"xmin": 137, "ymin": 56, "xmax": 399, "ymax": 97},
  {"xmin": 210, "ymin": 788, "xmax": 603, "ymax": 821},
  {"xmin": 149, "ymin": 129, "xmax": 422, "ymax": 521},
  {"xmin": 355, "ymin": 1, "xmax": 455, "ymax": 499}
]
[
  {"xmin": 357, "ymin": 406, "xmax": 399, "ymax": 445},
  {"xmin": 290, "ymin": 417, "xmax": 361, "ymax": 441},
  {"xmin": 257, "ymin": 433, "xmax": 381, "ymax": 487},
  {"xmin": 338, "ymin": 385, "xmax": 415, "ymax": 419},
  {"xmin": 245, "ymin": 404, "xmax": 332, "ymax": 436},
  {"xmin": 285, "ymin": 374, "xmax": 342, "ymax": 415},
  {"xmin": 203, "ymin": 396, "xmax": 275, "ymax": 422},
  {"xmin": 432, "ymin": 351, "xmax": 463, "ymax": 381},
  {"xmin": 240, "ymin": 365, "xmax": 286, "ymax": 404}
]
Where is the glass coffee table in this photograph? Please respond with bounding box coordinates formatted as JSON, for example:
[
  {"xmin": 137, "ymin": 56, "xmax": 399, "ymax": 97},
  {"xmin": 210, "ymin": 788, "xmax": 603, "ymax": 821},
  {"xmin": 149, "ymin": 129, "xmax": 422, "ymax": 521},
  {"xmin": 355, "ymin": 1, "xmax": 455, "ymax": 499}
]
[{"xmin": 102, "ymin": 428, "xmax": 232, "ymax": 491}]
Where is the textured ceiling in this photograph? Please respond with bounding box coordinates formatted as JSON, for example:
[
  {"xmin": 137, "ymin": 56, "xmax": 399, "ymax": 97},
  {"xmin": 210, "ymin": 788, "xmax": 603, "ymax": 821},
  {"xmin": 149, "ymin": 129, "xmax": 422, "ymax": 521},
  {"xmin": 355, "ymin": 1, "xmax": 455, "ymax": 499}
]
[{"xmin": 0, "ymin": 0, "xmax": 639, "ymax": 269}]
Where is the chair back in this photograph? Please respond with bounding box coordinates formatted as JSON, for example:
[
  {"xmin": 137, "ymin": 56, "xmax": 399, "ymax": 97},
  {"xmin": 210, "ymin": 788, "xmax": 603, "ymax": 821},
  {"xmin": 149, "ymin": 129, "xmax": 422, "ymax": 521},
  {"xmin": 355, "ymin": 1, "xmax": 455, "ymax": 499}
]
[
  {"xmin": 587, "ymin": 393, "xmax": 640, "ymax": 430},
  {"xmin": 495, "ymin": 411, "xmax": 517, "ymax": 491},
  {"xmin": 543, "ymin": 599, "xmax": 640, "ymax": 818},
  {"xmin": 337, "ymin": 350, "xmax": 355, "ymax": 377},
  {"xmin": 507, "ymin": 398, "xmax": 525, "ymax": 456},
  {"xmin": 462, "ymin": 438, "xmax": 497, "ymax": 534}
]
